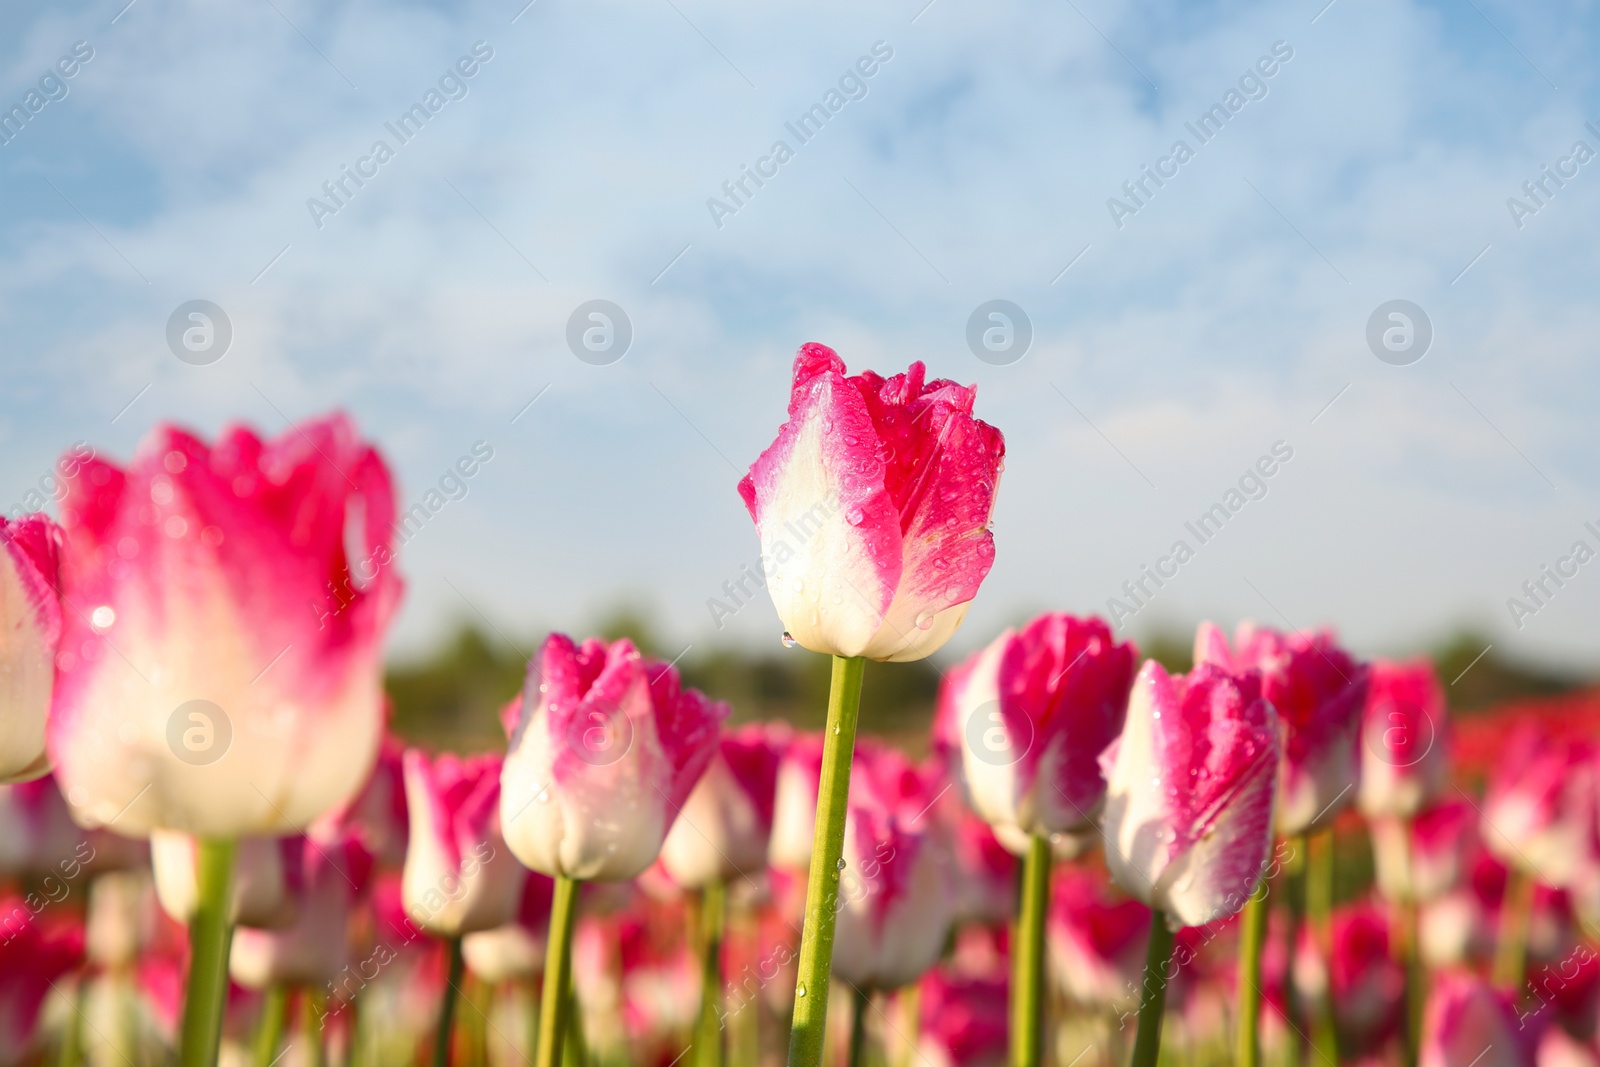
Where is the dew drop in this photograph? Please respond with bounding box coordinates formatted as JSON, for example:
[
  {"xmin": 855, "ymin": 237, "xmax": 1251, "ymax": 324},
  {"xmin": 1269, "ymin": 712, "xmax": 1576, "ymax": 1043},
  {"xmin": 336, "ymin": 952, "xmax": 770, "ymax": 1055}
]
[
  {"xmin": 845, "ymin": 507, "xmax": 865, "ymax": 526},
  {"xmin": 781, "ymin": 632, "xmax": 797, "ymax": 649},
  {"xmin": 832, "ymin": 724, "xmax": 840, "ymax": 735},
  {"xmin": 797, "ymin": 983, "xmax": 807, "ymax": 998},
  {"xmin": 836, "ymin": 857, "xmax": 846, "ymax": 870},
  {"xmin": 914, "ymin": 611, "xmax": 935, "ymax": 631}
]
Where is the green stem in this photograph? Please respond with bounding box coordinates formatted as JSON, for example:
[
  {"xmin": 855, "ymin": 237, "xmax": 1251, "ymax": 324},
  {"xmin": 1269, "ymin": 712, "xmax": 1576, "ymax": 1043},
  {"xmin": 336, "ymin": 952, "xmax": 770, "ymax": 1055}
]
[
  {"xmin": 536, "ymin": 875, "xmax": 581, "ymax": 1067},
  {"xmin": 786, "ymin": 654, "xmax": 867, "ymax": 1067},
  {"xmin": 1493, "ymin": 865, "xmax": 1536, "ymax": 990},
  {"xmin": 253, "ymin": 986, "xmax": 289, "ymax": 1067},
  {"xmin": 1403, "ymin": 897, "xmax": 1424, "ymax": 1067},
  {"xmin": 179, "ymin": 838, "xmax": 237, "ymax": 1067},
  {"xmin": 563, "ymin": 986, "xmax": 587, "ymax": 1067},
  {"xmin": 525, "ymin": 980, "xmax": 541, "ymax": 1067},
  {"xmin": 894, "ymin": 985, "xmax": 921, "ymax": 1067},
  {"xmin": 1129, "ymin": 911, "xmax": 1176, "ymax": 1067},
  {"xmin": 304, "ymin": 987, "xmax": 328, "ymax": 1067},
  {"xmin": 696, "ymin": 881, "xmax": 727, "ymax": 1067},
  {"xmin": 847, "ymin": 985, "xmax": 870, "ymax": 1067},
  {"xmin": 433, "ymin": 938, "xmax": 464, "ymax": 1067},
  {"xmin": 1009, "ymin": 833, "xmax": 1051, "ymax": 1067},
  {"xmin": 1234, "ymin": 876, "xmax": 1270, "ymax": 1067},
  {"xmin": 55, "ymin": 977, "xmax": 82, "ymax": 1067},
  {"xmin": 1307, "ymin": 829, "xmax": 1338, "ymax": 1066}
]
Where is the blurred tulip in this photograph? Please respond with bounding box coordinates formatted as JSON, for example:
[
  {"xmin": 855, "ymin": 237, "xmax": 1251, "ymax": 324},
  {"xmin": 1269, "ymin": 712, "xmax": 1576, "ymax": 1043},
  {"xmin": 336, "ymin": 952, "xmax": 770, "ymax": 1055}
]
[
  {"xmin": 1193, "ymin": 621, "xmax": 1368, "ymax": 835},
  {"xmin": 0, "ymin": 514, "xmax": 61, "ymax": 784},
  {"xmin": 940, "ymin": 798, "xmax": 1016, "ymax": 926},
  {"xmin": 1100, "ymin": 660, "xmax": 1282, "ymax": 928},
  {"xmin": 1372, "ymin": 799, "xmax": 1477, "ymax": 904},
  {"xmin": 1528, "ymin": 948, "xmax": 1600, "ymax": 1043},
  {"xmin": 1482, "ymin": 729, "xmax": 1599, "ymax": 891},
  {"xmin": 500, "ymin": 633, "xmax": 726, "ymax": 882},
  {"xmin": 150, "ymin": 831, "xmax": 289, "ymax": 927},
  {"xmin": 312, "ymin": 730, "xmax": 409, "ymax": 869},
  {"xmin": 736, "ymin": 343, "xmax": 1005, "ymax": 662},
  {"xmin": 462, "ymin": 870, "xmax": 556, "ymax": 984},
  {"xmin": 1358, "ymin": 659, "xmax": 1449, "ymax": 820},
  {"xmin": 50, "ymin": 415, "xmax": 402, "ymax": 837},
  {"xmin": 915, "ymin": 966, "xmax": 1008, "ymax": 1067},
  {"xmin": 1420, "ymin": 972, "xmax": 1537, "ymax": 1067},
  {"xmin": 659, "ymin": 722, "xmax": 787, "ymax": 888},
  {"xmin": 230, "ymin": 832, "xmax": 374, "ymax": 988},
  {"xmin": 1046, "ymin": 865, "xmax": 1150, "ymax": 1011},
  {"xmin": 950, "ymin": 612, "xmax": 1136, "ymax": 843},
  {"xmin": 86, "ymin": 868, "xmax": 163, "ymax": 970},
  {"xmin": 1291, "ymin": 900, "xmax": 1404, "ymax": 1055},
  {"xmin": 0, "ymin": 773, "xmax": 82, "ymax": 876},
  {"xmin": 1538, "ymin": 1029, "xmax": 1600, "ymax": 1067},
  {"xmin": 0, "ymin": 901, "xmax": 83, "ymax": 1066},
  {"xmin": 402, "ymin": 749, "xmax": 523, "ymax": 937},
  {"xmin": 768, "ymin": 732, "xmax": 825, "ymax": 873}
]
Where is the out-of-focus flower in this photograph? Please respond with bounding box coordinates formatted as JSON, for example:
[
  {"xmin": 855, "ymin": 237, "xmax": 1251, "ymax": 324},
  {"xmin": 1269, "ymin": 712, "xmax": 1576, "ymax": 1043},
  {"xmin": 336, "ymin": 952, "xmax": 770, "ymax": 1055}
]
[
  {"xmin": 462, "ymin": 870, "xmax": 556, "ymax": 985},
  {"xmin": 150, "ymin": 831, "xmax": 289, "ymax": 927},
  {"xmin": 500, "ymin": 634, "xmax": 726, "ymax": 882},
  {"xmin": 915, "ymin": 965, "xmax": 1008, "ymax": 1067},
  {"xmin": 829, "ymin": 776, "xmax": 953, "ymax": 991},
  {"xmin": 939, "ymin": 797, "xmax": 1016, "ymax": 926},
  {"xmin": 1359, "ymin": 659, "xmax": 1449, "ymax": 820},
  {"xmin": 1537, "ymin": 1029, "xmax": 1600, "ymax": 1067},
  {"xmin": 50, "ymin": 415, "xmax": 403, "ymax": 837},
  {"xmin": 86, "ymin": 868, "xmax": 164, "ymax": 970},
  {"xmin": 1194, "ymin": 621, "xmax": 1368, "ymax": 836},
  {"xmin": 659, "ymin": 722, "xmax": 787, "ymax": 888},
  {"xmin": 950, "ymin": 613, "xmax": 1136, "ymax": 846},
  {"xmin": 402, "ymin": 749, "xmax": 523, "ymax": 937},
  {"xmin": 736, "ymin": 344, "xmax": 1005, "ymax": 662},
  {"xmin": 769, "ymin": 733, "xmax": 825, "ymax": 874},
  {"xmin": 0, "ymin": 901, "xmax": 83, "ymax": 1066},
  {"xmin": 0, "ymin": 514, "xmax": 61, "ymax": 784},
  {"xmin": 312, "ymin": 730, "xmax": 409, "ymax": 869},
  {"xmin": 1291, "ymin": 900, "xmax": 1404, "ymax": 1056},
  {"xmin": 230, "ymin": 831, "xmax": 374, "ymax": 988},
  {"xmin": 1100, "ymin": 660, "xmax": 1282, "ymax": 928},
  {"xmin": 1528, "ymin": 948, "xmax": 1600, "ymax": 1043},
  {"xmin": 1420, "ymin": 971, "xmax": 1537, "ymax": 1067},
  {"xmin": 1046, "ymin": 865, "xmax": 1150, "ymax": 1011},
  {"xmin": 1372, "ymin": 799, "xmax": 1478, "ymax": 904},
  {"xmin": 1482, "ymin": 728, "xmax": 1599, "ymax": 890}
]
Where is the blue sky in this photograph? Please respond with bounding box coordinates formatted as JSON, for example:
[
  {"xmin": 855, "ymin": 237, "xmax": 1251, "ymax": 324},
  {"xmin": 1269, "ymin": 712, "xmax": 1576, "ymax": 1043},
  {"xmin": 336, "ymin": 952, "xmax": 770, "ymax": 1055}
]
[{"xmin": 1, "ymin": 0, "xmax": 1597, "ymax": 671}]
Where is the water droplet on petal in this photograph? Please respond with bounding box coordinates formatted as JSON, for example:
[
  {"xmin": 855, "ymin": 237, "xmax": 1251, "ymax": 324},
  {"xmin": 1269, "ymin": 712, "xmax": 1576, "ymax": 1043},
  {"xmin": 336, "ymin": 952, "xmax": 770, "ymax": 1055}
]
[
  {"xmin": 915, "ymin": 611, "xmax": 935, "ymax": 631},
  {"xmin": 845, "ymin": 508, "xmax": 864, "ymax": 526},
  {"xmin": 781, "ymin": 632, "xmax": 797, "ymax": 649}
]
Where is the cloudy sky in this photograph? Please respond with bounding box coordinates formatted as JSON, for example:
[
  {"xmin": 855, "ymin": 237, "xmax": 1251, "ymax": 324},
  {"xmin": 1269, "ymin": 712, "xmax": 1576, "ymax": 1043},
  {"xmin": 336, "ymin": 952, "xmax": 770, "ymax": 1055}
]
[{"xmin": 2, "ymin": 0, "xmax": 1597, "ymax": 671}]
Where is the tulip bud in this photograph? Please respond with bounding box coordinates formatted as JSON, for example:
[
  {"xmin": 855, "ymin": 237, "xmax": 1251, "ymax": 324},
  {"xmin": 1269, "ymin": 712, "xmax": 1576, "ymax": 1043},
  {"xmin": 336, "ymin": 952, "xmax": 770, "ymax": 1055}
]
[
  {"xmin": 1482, "ymin": 729, "xmax": 1599, "ymax": 890},
  {"xmin": 1100, "ymin": 660, "xmax": 1282, "ymax": 928},
  {"xmin": 1046, "ymin": 866, "xmax": 1151, "ymax": 1011},
  {"xmin": 1359, "ymin": 659, "xmax": 1449, "ymax": 820},
  {"xmin": 0, "ymin": 514, "xmax": 61, "ymax": 785},
  {"xmin": 1420, "ymin": 972, "xmax": 1537, "ymax": 1067},
  {"xmin": 150, "ymin": 831, "xmax": 290, "ymax": 928},
  {"xmin": 768, "ymin": 733, "xmax": 825, "ymax": 873},
  {"xmin": 1290, "ymin": 900, "xmax": 1404, "ymax": 1055},
  {"xmin": 1371, "ymin": 800, "xmax": 1477, "ymax": 904},
  {"xmin": 49, "ymin": 416, "xmax": 403, "ymax": 838},
  {"xmin": 915, "ymin": 967, "xmax": 1008, "ymax": 1067},
  {"xmin": 737, "ymin": 344, "xmax": 1005, "ymax": 662},
  {"xmin": 952, "ymin": 612, "xmax": 1136, "ymax": 844},
  {"xmin": 230, "ymin": 832, "xmax": 374, "ymax": 988},
  {"xmin": 659, "ymin": 722, "xmax": 787, "ymax": 888},
  {"xmin": 500, "ymin": 634, "xmax": 726, "ymax": 881},
  {"xmin": 1194, "ymin": 621, "xmax": 1368, "ymax": 836},
  {"xmin": 402, "ymin": 750, "xmax": 524, "ymax": 937}
]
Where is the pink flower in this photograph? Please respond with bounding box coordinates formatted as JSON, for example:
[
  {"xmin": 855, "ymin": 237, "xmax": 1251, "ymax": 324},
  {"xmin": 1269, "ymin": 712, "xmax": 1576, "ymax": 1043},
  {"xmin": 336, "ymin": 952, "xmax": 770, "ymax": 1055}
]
[
  {"xmin": 951, "ymin": 612, "xmax": 1136, "ymax": 844},
  {"xmin": 768, "ymin": 733, "xmax": 825, "ymax": 873},
  {"xmin": 940, "ymin": 799, "xmax": 1017, "ymax": 926},
  {"xmin": 1420, "ymin": 972, "xmax": 1537, "ymax": 1067},
  {"xmin": 1100, "ymin": 660, "xmax": 1282, "ymax": 928},
  {"xmin": 1358, "ymin": 658, "xmax": 1449, "ymax": 820},
  {"xmin": 312, "ymin": 730, "xmax": 409, "ymax": 869},
  {"xmin": 1193, "ymin": 621, "xmax": 1368, "ymax": 836},
  {"xmin": 916, "ymin": 966, "xmax": 1008, "ymax": 1067},
  {"xmin": 0, "ymin": 903, "xmax": 83, "ymax": 1066},
  {"xmin": 1291, "ymin": 900, "xmax": 1404, "ymax": 1056},
  {"xmin": 1046, "ymin": 865, "xmax": 1151, "ymax": 1011},
  {"xmin": 1482, "ymin": 728, "xmax": 1600, "ymax": 890},
  {"xmin": 500, "ymin": 634, "xmax": 726, "ymax": 881},
  {"xmin": 0, "ymin": 514, "xmax": 61, "ymax": 784},
  {"xmin": 49, "ymin": 415, "xmax": 402, "ymax": 837},
  {"xmin": 1371, "ymin": 799, "xmax": 1478, "ymax": 904},
  {"xmin": 230, "ymin": 831, "xmax": 374, "ymax": 987},
  {"xmin": 402, "ymin": 749, "xmax": 524, "ymax": 936},
  {"xmin": 659, "ymin": 722, "xmax": 787, "ymax": 888},
  {"xmin": 462, "ymin": 871, "xmax": 556, "ymax": 984},
  {"xmin": 737, "ymin": 344, "xmax": 1005, "ymax": 662}
]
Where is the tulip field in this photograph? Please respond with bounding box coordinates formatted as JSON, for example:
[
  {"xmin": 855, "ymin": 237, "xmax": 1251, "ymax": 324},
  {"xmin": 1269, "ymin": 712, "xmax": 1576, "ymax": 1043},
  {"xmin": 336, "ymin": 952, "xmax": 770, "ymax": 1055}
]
[{"xmin": 3, "ymin": 343, "xmax": 1598, "ymax": 1067}]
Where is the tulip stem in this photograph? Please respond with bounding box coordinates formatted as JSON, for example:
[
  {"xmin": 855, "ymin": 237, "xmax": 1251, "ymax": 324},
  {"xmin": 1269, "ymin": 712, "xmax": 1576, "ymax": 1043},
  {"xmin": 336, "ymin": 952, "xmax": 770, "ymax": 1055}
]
[
  {"xmin": 1234, "ymin": 876, "xmax": 1270, "ymax": 1067},
  {"xmin": 178, "ymin": 837, "xmax": 237, "ymax": 1067},
  {"xmin": 1493, "ymin": 865, "xmax": 1536, "ymax": 990},
  {"xmin": 1010, "ymin": 833, "xmax": 1051, "ymax": 1067},
  {"xmin": 253, "ymin": 986, "xmax": 289, "ymax": 1067},
  {"xmin": 787, "ymin": 654, "xmax": 867, "ymax": 1067},
  {"xmin": 1307, "ymin": 829, "xmax": 1339, "ymax": 1066},
  {"xmin": 304, "ymin": 987, "xmax": 328, "ymax": 1067},
  {"xmin": 55, "ymin": 976, "xmax": 82, "ymax": 1067},
  {"xmin": 537, "ymin": 874, "xmax": 581, "ymax": 1067},
  {"xmin": 847, "ymin": 985, "xmax": 871, "ymax": 1067},
  {"xmin": 695, "ymin": 881, "xmax": 727, "ymax": 1067},
  {"xmin": 1129, "ymin": 910, "xmax": 1175, "ymax": 1067},
  {"xmin": 433, "ymin": 937, "xmax": 464, "ymax": 1067}
]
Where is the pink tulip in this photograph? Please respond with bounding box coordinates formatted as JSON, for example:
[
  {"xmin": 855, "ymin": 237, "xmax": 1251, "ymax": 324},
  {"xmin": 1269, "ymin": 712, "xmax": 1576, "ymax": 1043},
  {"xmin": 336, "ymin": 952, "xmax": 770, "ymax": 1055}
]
[
  {"xmin": 1372, "ymin": 799, "xmax": 1478, "ymax": 904},
  {"xmin": 1291, "ymin": 900, "xmax": 1404, "ymax": 1055},
  {"xmin": 737, "ymin": 344, "xmax": 1005, "ymax": 662},
  {"xmin": 1046, "ymin": 865, "xmax": 1150, "ymax": 1011},
  {"xmin": 940, "ymin": 798, "xmax": 1016, "ymax": 926},
  {"xmin": 230, "ymin": 831, "xmax": 374, "ymax": 988},
  {"xmin": 1420, "ymin": 971, "xmax": 1537, "ymax": 1067},
  {"xmin": 402, "ymin": 749, "xmax": 524, "ymax": 937},
  {"xmin": 1359, "ymin": 658, "xmax": 1449, "ymax": 820},
  {"xmin": 768, "ymin": 732, "xmax": 825, "ymax": 873},
  {"xmin": 462, "ymin": 871, "xmax": 556, "ymax": 984},
  {"xmin": 49, "ymin": 415, "xmax": 402, "ymax": 837},
  {"xmin": 500, "ymin": 634, "xmax": 726, "ymax": 881},
  {"xmin": 1527, "ymin": 948, "xmax": 1600, "ymax": 1044},
  {"xmin": 1194, "ymin": 620, "xmax": 1368, "ymax": 835},
  {"xmin": 0, "ymin": 903, "xmax": 83, "ymax": 1066},
  {"xmin": 950, "ymin": 613, "xmax": 1136, "ymax": 845},
  {"xmin": 829, "ymin": 773, "xmax": 953, "ymax": 990},
  {"xmin": 313, "ymin": 730, "xmax": 410, "ymax": 869},
  {"xmin": 0, "ymin": 514, "xmax": 61, "ymax": 784},
  {"xmin": 1537, "ymin": 1030, "xmax": 1600, "ymax": 1067},
  {"xmin": 1100, "ymin": 660, "xmax": 1282, "ymax": 927},
  {"xmin": 150, "ymin": 831, "xmax": 290, "ymax": 927},
  {"xmin": 915, "ymin": 966, "xmax": 1008, "ymax": 1067},
  {"xmin": 659, "ymin": 722, "xmax": 787, "ymax": 888},
  {"xmin": 1482, "ymin": 728, "xmax": 1600, "ymax": 890}
]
